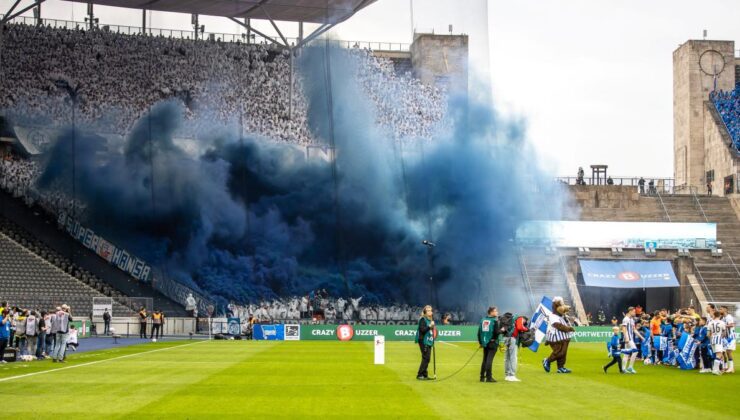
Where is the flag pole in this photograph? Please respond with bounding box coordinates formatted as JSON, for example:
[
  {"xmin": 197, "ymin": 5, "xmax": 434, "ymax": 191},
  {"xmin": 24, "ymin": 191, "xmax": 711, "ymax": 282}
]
[{"xmin": 432, "ymin": 327, "xmax": 437, "ymax": 379}]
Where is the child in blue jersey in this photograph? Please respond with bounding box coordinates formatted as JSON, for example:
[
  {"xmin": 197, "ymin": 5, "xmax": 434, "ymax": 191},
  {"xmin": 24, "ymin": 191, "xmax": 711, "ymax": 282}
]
[
  {"xmin": 694, "ymin": 317, "xmax": 712, "ymax": 373},
  {"xmin": 661, "ymin": 318, "xmax": 675, "ymax": 340},
  {"xmin": 634, "ymin": 322, "xmax": 643, "ymax": 359},
  {"xmin": 657, "ymin": 318, "xmax": 674, "ymax": 365},
  {"xmin": 640, "ymin": 320, "xmax": 652, "ymax": 362},
  {"xmin": 603, "ymin": 326, "xmax": 623, "ymax": 373},
  {"xmin": 675, "ymin": 316, "xmax": 686, "ymax": 340}
]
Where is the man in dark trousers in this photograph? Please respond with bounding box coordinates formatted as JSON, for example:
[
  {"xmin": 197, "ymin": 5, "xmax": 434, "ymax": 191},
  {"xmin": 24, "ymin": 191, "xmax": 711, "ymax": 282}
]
[
  {"xmin": 138, "ymin": 307, "xmax": 148, "ymax": 339},
  {"xmin": 415, "ymin": 305, "xmax": 435, "ymax": 380},
  {"xmin": 478, "ymin": 306, "xmax": 502, "ymax": 383},
  {"xmin": 150, "ymin": 310, "xmax": 162, "ymax": 339},
  {"xmin": 159, "ymin": 311, "xmax": 165, "ymax": 339},
  {"xmin": 102, "ymin": 309, "xmax": 111, "ymax": 336}
]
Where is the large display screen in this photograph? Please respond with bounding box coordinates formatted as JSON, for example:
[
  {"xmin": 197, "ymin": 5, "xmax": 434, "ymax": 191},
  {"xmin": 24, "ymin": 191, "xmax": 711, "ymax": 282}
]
[{"xmin": 516, "ymin": 221, "xmax": 716, "ymax": 249}]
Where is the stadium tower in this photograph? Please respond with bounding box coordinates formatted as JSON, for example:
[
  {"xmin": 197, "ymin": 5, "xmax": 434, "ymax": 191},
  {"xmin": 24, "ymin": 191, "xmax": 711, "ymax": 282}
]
[{"xmin": 673, "ymin": 39, "xmax": 738, "ymax": 195}]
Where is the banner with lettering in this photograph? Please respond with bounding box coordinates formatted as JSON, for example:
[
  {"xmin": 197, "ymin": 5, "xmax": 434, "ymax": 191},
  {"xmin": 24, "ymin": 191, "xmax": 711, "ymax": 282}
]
[
  {"xmin": 579, "ymin": 259, "xmax": 679, "ymax": 288},
  {"xmin": 299, "ymin": 324, "xmax": 477, "ymax": 342},
  {"xmin": 57, "ymin": 212, "xmax": 151, "ymax": 281},
  {"xmin": 262, "ymin": 325, "xmax": 740, "ymax": 342}
]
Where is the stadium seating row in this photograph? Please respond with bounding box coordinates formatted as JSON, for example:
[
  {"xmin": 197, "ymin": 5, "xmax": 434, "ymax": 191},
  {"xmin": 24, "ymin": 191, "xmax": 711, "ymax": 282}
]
[
  {"xmin": 710, "ymin": 88, "xmax": 740, "ymax": 149},
  {"xmin": 0, "ymin": 216, "xmax": 135, "ymax": 316}
]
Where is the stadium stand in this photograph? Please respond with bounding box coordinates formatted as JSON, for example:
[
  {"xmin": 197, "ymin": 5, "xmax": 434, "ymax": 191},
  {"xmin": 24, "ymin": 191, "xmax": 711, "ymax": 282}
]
[
  {"xmin": 0, "ymin": 20, "xmax": 452, "ymax": 318},
  {"xmin": 0, "ymin": 226, "xmax": 133, "ymax": 315},
  {"xmin": 0, "ymin": 23, "xmax": 446, "ymax": 145},
  {"xmin": 710, "ymin": 88, "xmax": 740, "ymax": 149},
  {"xmin": 0, "ymin": 185, "xmax": 188, "ymax": 316},
  {"xmin": 518, "ymin": 251, "xmax": 569, "ymax": 306},
  {"xmin": 572, "ymin": 190, "xmax": 740, "ymax": 303}
]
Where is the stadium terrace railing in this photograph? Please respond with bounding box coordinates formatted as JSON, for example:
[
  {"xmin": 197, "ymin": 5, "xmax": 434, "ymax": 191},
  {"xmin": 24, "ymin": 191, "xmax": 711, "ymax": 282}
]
[
  {"xmin": 673, "ymin": 185, "xmax": 700, "ymax": 195},
  {"xmin": 556, "ymin": 176, "xmax": 675, "ymax": 194},
  {"xmin": 89, "ymin": 318, "xmax": 197, "ymax": 336},
  {"xmin": 692, "ymin": 189, "xmax": 709, "ymax": 222},
  {"xmin": 516, "ymin": 249, "xmax": 537, "ymax": 313},
  {"xmin": 726, "ymin": 254, "xmax": 740, "ymax": 283},
  {"xmin": 0, "ymin": 15, "xmax": 410, "ymax": 52},
  {"xmin": 692, "ymin": 260, "xmax": 715, "ymax": 303},
  {"xmin": 655, "ymin": 189, "xmax": 671, "ymax": 222}
]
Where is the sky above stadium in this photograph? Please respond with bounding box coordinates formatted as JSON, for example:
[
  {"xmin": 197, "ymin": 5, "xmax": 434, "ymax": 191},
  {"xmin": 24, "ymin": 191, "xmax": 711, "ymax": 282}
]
[{"xmin": 14, "ymin": 0, "xmax": 740, "ymax": 178}]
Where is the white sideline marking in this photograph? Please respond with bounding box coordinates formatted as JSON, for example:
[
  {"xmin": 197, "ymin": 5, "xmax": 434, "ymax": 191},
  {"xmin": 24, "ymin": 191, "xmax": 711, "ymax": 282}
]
[
  {"xmin": 439, "ymin": 341, "xmax": 473, "ymax": 348},
  {"xmin": 0, "ymin": 340, "xmax": 208, "ymax": 383}
]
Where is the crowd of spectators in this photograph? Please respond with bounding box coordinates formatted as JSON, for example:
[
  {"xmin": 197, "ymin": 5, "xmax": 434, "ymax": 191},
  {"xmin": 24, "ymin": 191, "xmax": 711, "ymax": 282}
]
[
  {"xmin": 227, "ymin": 289, "xmax": 466, "ymax": 324},
  {"xmin": 0, "ymin": 154, "xmax": 38, "ymax": 201},
  {"xmin": 0, "ymin": 23, "xmax": 451, "ymax": 317},
  {"xmin": 0, "ymin": 301, "xmax": 77, "ymax": 363},
  {"xmin": 0, "ymin": 22, "xmax": 447, "ymax": 146},
  {"xmin": 710, "ymin": 88, "xmax": 740, "ymax": 149},
  {"xmin": 0, "ymin": 154, "xmax": 86, "ymax": 218},
  {"xmin": 351, "ymin": 47, "xmax": 447, "ymax": 141}
]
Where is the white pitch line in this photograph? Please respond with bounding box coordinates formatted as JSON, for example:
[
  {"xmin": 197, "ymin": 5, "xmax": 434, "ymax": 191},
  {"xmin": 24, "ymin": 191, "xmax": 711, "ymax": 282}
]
[
  {"xmin": 0, "ymin": 339, "xmax": 209, "ymax": 383},
  {"xmin": 439, "ymin": 341, "xmax": 476, "ymax": 348}
]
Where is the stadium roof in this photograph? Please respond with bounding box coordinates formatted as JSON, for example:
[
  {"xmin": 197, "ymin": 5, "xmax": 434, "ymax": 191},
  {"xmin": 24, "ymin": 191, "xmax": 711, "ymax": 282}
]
[{"xmin": 61, "ymin": 0, "xmax": 377, "ymax": 24}]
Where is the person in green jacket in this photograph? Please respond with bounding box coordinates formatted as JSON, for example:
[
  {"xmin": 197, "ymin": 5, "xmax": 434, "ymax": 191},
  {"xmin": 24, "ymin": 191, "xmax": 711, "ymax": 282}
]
[
  {"xmin": 416, "ymin": 305, "xmax": 435, "ymax": 380},
  {"xmin": 478, "ymin": 306, "xmax": 502, "ymax": 383}
]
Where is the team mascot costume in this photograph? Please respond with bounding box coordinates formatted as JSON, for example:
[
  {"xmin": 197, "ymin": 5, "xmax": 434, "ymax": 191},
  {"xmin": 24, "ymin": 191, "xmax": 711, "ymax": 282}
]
[{"xmin": 542, "ymin": 296, "xmax": 575, "ymax": 374}]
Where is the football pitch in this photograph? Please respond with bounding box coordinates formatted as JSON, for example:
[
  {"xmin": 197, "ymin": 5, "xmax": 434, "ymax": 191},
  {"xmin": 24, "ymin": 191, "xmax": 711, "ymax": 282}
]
[{"xmin": 3, "ymin": 339, "xmax": 738, "ymax": 419}]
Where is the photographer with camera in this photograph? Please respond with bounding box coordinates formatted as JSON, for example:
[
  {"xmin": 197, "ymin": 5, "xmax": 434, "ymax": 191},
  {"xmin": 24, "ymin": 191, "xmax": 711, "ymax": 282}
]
[
  {"xmin": 50, "ymin": 304, "xmax": 72, "ymax": 363},
  {"xmin": 502, "ymin": 313, "xmax": 530, "ymax": 382}
]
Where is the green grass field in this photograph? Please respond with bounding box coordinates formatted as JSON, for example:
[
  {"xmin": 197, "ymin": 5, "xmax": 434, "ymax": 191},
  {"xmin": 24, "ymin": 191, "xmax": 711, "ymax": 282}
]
[{"xmin": 3, "ymin": 339, "xmax": 738, "ymax": 419}]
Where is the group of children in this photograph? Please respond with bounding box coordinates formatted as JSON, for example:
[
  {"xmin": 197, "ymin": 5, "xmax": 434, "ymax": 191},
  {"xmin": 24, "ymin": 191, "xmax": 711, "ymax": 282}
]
[{"xmin": 603, "ymin": 304, "xmax": 735, "ymax": 375}]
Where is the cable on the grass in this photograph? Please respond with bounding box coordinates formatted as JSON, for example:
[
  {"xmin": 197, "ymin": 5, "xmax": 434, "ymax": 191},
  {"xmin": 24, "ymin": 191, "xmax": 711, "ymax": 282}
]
[{"xmin": 432, "ymin": 346, "xmax": 481, "ymax": 382}]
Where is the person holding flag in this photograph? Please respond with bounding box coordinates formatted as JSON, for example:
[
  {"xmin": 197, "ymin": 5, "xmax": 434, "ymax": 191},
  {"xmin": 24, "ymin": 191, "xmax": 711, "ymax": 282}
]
[
  {"xmin": 415, "ymin": 305, "xmax": 435, "ymax": 380},
  {"xmin": 477, "ymin": 306, "xmax": 502, "ymax": 383},
  {"xmin": 693, "ymin": 316, "xmax": 712, "ymax": 373},
  {"xmin": 543, "ymin": 297, "xmax": 575, "ymax": 374},
  {"xmin": 640, "ymin": 319, "xmax": 652, "ymax": 363}
]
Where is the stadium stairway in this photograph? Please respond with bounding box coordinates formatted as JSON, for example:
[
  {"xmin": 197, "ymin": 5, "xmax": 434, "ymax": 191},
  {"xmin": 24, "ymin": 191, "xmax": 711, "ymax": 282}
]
[
  {"xmin": 518, "ymin": 249, "xmax": 571, "ymax": 308},
  {"xmin": 684, "ymin": 196, "xmax": 740, "ymax": 303},
  {"xmin": 572, "ymin": 188, "xmax": 740, "ymax": 303},
  {"xmin": 0, "ymin": 190, "xmax": 187, "ymax": 316}
]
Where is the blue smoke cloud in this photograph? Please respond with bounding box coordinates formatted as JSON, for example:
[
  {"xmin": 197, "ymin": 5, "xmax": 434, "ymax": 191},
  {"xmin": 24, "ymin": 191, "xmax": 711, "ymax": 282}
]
[{"xmin": 31, "ymin": 44, "xmax": 567, "ymax": 312}]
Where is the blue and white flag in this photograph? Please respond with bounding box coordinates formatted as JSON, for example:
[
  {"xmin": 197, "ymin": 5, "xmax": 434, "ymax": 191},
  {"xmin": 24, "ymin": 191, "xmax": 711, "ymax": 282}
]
[
  {"xmin": 676, "ymin": 333, "xmax": 698, "ymax": 370},
  {"xmin": 653, "ymin": 336, "xmax": 667, "ymax": 352},
  {"xmin": 527, "ymin": 296, "xmax": 553, "ymax": 353},
  {"xmin": 641, "ymin": 333, "xmax": 652, "ymax": 359},
  {"xmin": 663, "ymin": 341, "xmax": 677, "ymax": 365},
  {"xmin": 726, "ymin": 330, "xmax": 737, "ymax": 348}
]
